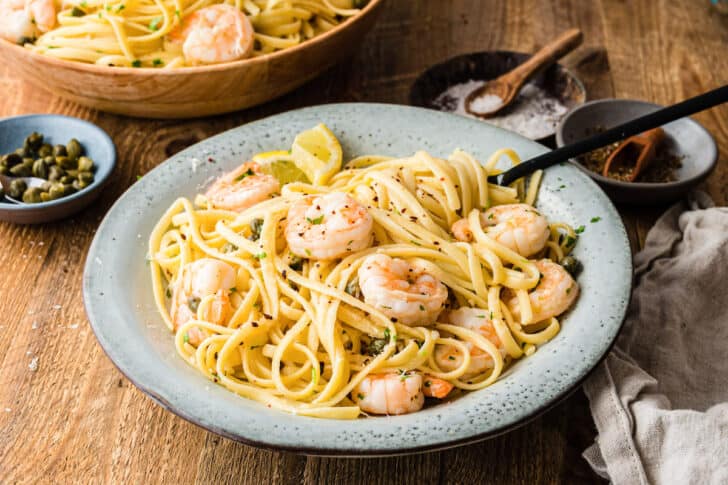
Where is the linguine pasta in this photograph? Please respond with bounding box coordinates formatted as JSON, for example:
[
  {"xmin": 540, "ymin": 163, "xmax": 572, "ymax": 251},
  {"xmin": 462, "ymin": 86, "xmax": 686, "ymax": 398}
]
[
  {"xmin": 149, "ymin": 140, "xmax": 579, "ymax": 419},
  {"xmin": 26, "ymin": 0, "xmax": 364, "ymax": 68}
]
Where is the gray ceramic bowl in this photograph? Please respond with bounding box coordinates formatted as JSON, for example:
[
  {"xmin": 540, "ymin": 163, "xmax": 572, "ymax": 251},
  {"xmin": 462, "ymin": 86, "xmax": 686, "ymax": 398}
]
[
  {"xmin": 83, "ymin": 103, "xmax": 632, "ymax": 456},
  {"xmin": 0, "ymin": 114, "xmax": 116, "ymax": 224},
  {"xmin": 556, "ymin": 99, "xmax": 718, "ymax": 205}
]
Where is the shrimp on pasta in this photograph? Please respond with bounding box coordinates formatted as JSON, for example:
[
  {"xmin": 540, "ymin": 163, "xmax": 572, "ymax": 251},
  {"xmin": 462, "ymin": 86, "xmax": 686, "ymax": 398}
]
[{"xmin": 148, "ymin": 124, "xmax": 583, "ymax": 419}]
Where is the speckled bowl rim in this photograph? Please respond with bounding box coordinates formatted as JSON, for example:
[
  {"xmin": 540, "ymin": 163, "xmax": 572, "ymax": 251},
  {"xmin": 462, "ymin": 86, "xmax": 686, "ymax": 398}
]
[
  {"xmin": 0, "ymin": 114, "xmax": 116, "ymax": 212},
  {"xmin": 83, "ymin": 103, "xmax": 632, "ymax": 456},
  {"xmin": 555, "ymin": 99, "xmax": 718, "ymax": 190}
]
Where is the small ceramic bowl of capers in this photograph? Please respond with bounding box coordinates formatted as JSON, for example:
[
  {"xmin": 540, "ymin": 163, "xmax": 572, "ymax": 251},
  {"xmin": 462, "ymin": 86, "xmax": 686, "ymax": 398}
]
[{"xmin": 0, "ymin": 114, "xmax": 116, "ymax": 224}]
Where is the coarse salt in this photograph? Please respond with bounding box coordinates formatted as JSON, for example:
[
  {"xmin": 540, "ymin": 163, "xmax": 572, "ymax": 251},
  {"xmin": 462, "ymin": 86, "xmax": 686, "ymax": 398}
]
[
  {"xmin": 28, "ymin": 357, "xmax": 39, "ymax": 372},
  {"xmin": 433, "ymin": 80, "xmax": 568, "ymax": 140}
]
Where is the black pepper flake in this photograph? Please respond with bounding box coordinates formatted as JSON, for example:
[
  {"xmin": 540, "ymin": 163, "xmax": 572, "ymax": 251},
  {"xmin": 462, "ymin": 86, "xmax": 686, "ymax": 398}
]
[
  {"xmin": 391, "ymin": 317, "xmax": 398, "ymax": 322},
  {"xmin": 251, "ymin": 321, "xmax": 259, "ymax": 327},
  {"xmin": 263, "ymin": 313, "xmax": 272, "ymax": 319}
]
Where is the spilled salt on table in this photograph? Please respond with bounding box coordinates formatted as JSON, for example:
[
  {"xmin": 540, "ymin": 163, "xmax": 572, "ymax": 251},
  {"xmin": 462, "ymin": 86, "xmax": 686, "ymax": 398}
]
[{"xmin": 433, "ymin": 80, "xmax": 568, "ymax": 140}]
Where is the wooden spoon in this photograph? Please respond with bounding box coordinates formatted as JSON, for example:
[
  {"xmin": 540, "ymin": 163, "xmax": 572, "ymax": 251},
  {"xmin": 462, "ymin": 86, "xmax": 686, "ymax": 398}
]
[
  {"xmin": 601, "ymin": 127, "xmax": 666, "ymax": 181},
  {"xmin": 465, "ymin": 28, "xmax": 583, "ymax": 118}
]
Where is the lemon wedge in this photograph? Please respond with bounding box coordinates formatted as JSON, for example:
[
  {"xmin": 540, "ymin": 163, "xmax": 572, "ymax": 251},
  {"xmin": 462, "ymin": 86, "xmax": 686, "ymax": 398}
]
[
  {"xmin": 290, "ymin": 124, "xmax": 343, "ymax": 185},
  {"xmin": 252, "ymin": 150, "xmax": 310, "ymax": 185}
]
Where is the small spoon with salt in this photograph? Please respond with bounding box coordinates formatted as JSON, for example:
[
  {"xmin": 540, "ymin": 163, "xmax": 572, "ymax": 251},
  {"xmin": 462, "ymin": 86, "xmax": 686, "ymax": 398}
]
[{"xmin": 465, "ymin": 28, "xmax": 583, "ymax": 118}]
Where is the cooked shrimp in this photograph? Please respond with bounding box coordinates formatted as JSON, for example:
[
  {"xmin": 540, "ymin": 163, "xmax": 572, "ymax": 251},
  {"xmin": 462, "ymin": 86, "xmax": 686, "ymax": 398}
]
[
  {"xmin": 434, "ymin": 307, "xmax": 506, "ymax": 375},
  {"xmin": 506, "ymin": 259, "xmax": 579, "ymax": 323},
  {"xmin": 171, "ymin": 258, "xmax": 236, "ymax": 344},
  {"xmin": 285, "ymin": 192, "xmax": 373, "ymax": 260},
  {"xmin": 205, "ymin": 162, "xmax": 280, "ymax": 212},
  {"xmin": 452, "ymin": 203, "xmax": 549, "ymax": 257},
  {"xmin": 167, "ymin": 4, "xmax": 254, "ymax": 65},
  {"xmin": 357, "ymin": 254, "xmax": 448, "ymax": 326},
  {"xmin": 0, "ymin": 0, "xmax": 56, "ymax": 44},
  {"xmin": 422, "ymin": 375, "xmax": 454, "ymax": 398},
  {"xmin": 353, "ymin": 372, "xmax": 424, "ymax": 415}
]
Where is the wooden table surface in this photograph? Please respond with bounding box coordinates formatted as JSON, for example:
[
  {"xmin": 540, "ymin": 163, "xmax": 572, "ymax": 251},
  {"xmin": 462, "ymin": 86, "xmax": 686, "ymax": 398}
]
[{"xmin": 1, "ymin": 1, "xmax": 726, "ymax": 483}]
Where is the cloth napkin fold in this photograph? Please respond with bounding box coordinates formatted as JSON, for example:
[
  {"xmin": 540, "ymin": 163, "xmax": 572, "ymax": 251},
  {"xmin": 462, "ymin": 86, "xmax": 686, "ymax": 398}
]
[{"xmin": 583, "ymin": 192, "xmax": 728, "ymax": 485}]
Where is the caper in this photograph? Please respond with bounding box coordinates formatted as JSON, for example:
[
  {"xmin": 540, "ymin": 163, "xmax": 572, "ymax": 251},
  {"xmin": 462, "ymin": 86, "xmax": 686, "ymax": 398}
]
[
  {"xmin": 63, "ymin": 183, "xmax": 77, "ymax": 195},
  {"xmin": 9, "ymin": 160, "xmax": 32, "ymax": 176},
  {"xmin": 77, "ymin": 156, "xmax": 94, "ymax": 172},
  {"xmin": 560, "ymin": 256, "xmax": 582, "ymax": 276},
  {"xmin": 66, "ymin": 139, "xmax": 83, "ymax": 162},
  {"xmin": 38, "ymin": 144, "xmax": 53, "ymax": 158},
  {"xmin": 78, "ymin": 171, "xmax": 94, "ymax": 184},
  {"xmin": 24, "ymin": 132, "xmax": 43, "ymax": 151},
  {"xmin": 57, "ymin": 155, "xmax": 76, "ymax": 170},
  {"xmin": 72, "ymin": 179, "xmax": 90, "ymax": 191},
  {"xmin": 22, "ymin": 186, "xmax": 43, "ymax": 203},
  {"xmin": 60, "ymin": 175, "xmax": 74, "ymax": 184},
  {"xmin": 32, "ymin": 159, "xmax": 48, "ymax": 179},
  {"xmin": 4, "ymin": 153, "xmax": 22, "ymax": 167},
  {"xmin": 53, "ymin": 144, "xmax": 67, "ymax": 157},
  {"xmin": 40, "ymin": 181, "xmax": 52, "ymax": 192},
  {"xmin": 0, "ymin": 165, "xmax": 7, "ymax": 175},
  {"xmin": 65, "ymin": 169, "xmax": 79, "ymax": 178},
  {"xmin": 8, "ymin": 179, "xmax": 27, "ymax": 199},
  {"xmin": 48, "ymin": 165, "xmax": 65, "ymax": 182},
  {"xmin": 14, "ymin": 147, "xmax": 27, "ymax": 157},
  {"xmin": 40, "ymin": 191, "xmax": 52, "ymax": 202},
  {"xmin": 48, "ymin": 184, "xmax": 66, "ymax": 200}
]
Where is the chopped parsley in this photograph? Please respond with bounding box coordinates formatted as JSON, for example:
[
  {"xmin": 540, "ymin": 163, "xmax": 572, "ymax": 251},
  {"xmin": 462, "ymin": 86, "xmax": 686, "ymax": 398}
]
[
  {"xmin": 357, "ymin": 393, "xmax": 365, "ymax": 400},
  {"xmin": 229, "ymin": 287, "xmax": 237, "ymax": 294},
  {"xmin": 419, "ymin": 304, "xmax": 425, "ymax": 311},
  {"xmin": 71, "ymin": 6, "xmax": 85, "ymax": 16},
  {"xmin": 565, "ymin": 236, "xmax": 577, "ymax": 247},
  {"xmin": 487, "ymin": 213, "xmax": 494, "ymax": 220},
  {"xmin": 306, "ymin": 215, "xmax": 324, "ymax": 225},
  {"xmin": 590, "ymin": 216, "xmax": 601, "ymax": 223},
  {"xmin": 424, "ymin": 380, "xmax": 432, "ymax": 387},
  {"xmin": 234, "ymin": 168, "xmax": 255, "ymax": 181},
  {"xmin": 575, "ymin": 225, "xmax": 585, "ymax": 234},
  {"xmin": 383, "ymin": 328, "xmax": 391, "ymax": 341},
  {"xmin": 187, "ymin": 297, "xmax": 200, "ymax": 312},
  {"xmin": 304, "ymin": 248, "xmax": 312, "ymax": 257},
  {"xmin": 152, "ymin": 58, "xmax": 163, "ymax": 67},
  {"xmin": 311, "ymin": 368, "xmax": 318, "ymax": 384},
  {"xmin": 183, "ymin": 333, "xmax": 189, "ymax": 343},
  {"xmin": 249, "ymin": 218, "xmax": 263, "ymax": 241},
  {"xmin": 448, "ymin": 355, "xmax": 455, "ymax": 361},
  {"xmin": 253, "ymin": 251, "xmax": 267, "ymax": 260},
  {"xmin": 131, "ymin": 60, "xmax": 142, "ymax": 68},
  {"xmin": 165, "ymin": 287, "xmax": 171, "ymax": 298},
  {"xmin": 148, "ymin": 16, "xmax": 162, "ymax": 31},
  {"xmin": 364, "ymin": 337, "xmax": 387, "ymax": 356}
]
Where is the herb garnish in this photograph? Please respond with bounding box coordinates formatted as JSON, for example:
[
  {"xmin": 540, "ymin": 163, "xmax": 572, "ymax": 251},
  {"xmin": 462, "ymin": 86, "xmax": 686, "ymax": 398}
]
[{"xmin": 306, "ymin": 215, "xmax": 324, "ymax": 225}]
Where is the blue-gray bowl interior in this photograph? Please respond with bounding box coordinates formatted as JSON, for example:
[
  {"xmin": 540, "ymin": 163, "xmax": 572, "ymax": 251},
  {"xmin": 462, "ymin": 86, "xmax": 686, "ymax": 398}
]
[
  {"xmin": 84, "ymin": 103, "xmax": 632, "ymax": 455},
  {"xmin": 0, "ymin": 114, "xmax": 116, "ymax": 210},
  {"xmin": 556, "ymin": 99, "xmax": 718, "ymax": 189}
]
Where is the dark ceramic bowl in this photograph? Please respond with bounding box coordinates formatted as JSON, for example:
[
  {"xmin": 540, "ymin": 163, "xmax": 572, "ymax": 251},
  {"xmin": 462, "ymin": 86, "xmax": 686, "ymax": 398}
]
[
  {"xmin": 556, "ymin": 99, "xmax": 718, "ymax": 205},
  {"xmin": 409, "ymin": 50, "xmax": 586, "ymax": 143},
  {"xmin": 0, "ymin": 114, "xmax": 116, "ymax": 224}
]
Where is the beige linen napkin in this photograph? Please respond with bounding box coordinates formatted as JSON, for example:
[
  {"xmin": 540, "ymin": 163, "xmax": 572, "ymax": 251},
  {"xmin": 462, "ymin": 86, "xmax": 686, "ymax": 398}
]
[{"xmin": 583, "ymin": 192, "xmax": 728, "ymax": 485}]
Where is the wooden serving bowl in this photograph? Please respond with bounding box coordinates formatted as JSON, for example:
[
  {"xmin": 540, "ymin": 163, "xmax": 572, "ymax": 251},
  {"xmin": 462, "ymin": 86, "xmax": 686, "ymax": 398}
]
[{"xmin": 0, "ymin": 0, "xmax": 384, "ymax": 119}]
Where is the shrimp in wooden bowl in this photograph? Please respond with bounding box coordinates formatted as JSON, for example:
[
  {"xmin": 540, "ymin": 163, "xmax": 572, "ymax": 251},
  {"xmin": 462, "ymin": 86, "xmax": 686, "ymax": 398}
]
[
  {"xmin": 357, "ymin": 253, "xmax": 448, "ymax": 326},
  {"xmin": 167, "ymin": 4, "xmax": 254, "ymax": 65},
  {"xmin": 205, "ymin": 161, "xmax": 280, "ymax": 212},
  {"xmin": 0, "ymin": 0, "xmax": 56, "ymax": 44},
  {"xmin": 285, "ymin": 192, "xmax": 373, "ymax": 260},
  {"xmin": 171, "ymin": 258, "xmax": 236, "ymax": 345}
]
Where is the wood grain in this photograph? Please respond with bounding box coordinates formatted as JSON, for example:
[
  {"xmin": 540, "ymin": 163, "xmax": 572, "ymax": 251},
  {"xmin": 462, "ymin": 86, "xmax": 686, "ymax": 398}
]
[{"xmin": 0, "ymin": 1, "xmax": 726, "ymax": 483}]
